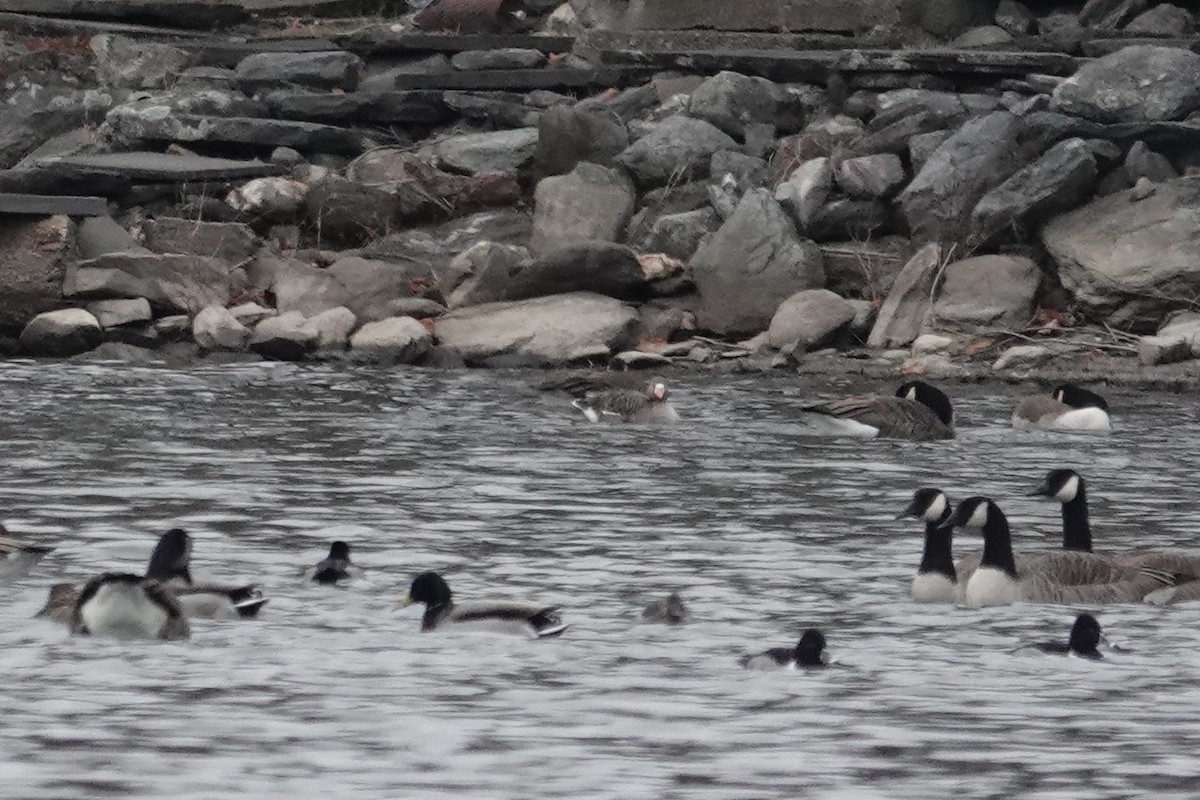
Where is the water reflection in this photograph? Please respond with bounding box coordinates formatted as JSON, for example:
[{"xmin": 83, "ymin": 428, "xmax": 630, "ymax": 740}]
[{"xmin": 0, "ymin": 362, "xmax": 1198, "ymax": 798}]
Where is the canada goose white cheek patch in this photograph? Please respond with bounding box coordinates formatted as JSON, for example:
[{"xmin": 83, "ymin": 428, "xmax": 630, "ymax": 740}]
[
  {"xmin": 906, "ymin": 387, "xmax": 918, "ymax": 401},
  {"xmin": 966, "ymin": 502, "xmax": 990, "ymax": 529},
  {"xmin": 1055, "ymin": 475, "xmax": 1080, "ymax": 503},
  {"xmin": 925, "ymin": 493, "xmax": 948, "ymax": 521}
]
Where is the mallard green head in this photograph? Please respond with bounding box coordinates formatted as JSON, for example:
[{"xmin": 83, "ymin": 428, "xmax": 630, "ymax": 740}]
[{"xmin": 396, "ymin": 571, "xmax": 452, "ymax": 609}]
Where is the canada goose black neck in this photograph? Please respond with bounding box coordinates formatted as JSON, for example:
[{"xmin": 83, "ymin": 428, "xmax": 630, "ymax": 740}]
[
  {"xmin": 950, "ymin": 497, "xmax": 1018, "ymax": 578},
  {"xmin": 146, "ymin": 528, "xmax": 193, "ymax": 584},
  {"xmin": 920, "ymin": 510, "xmax": 956, "ymax": 583},
  {"xmin": 329, "ymin": 541, "xmax": 351, "ymax": 561},
  {"xmin": 1053, "ymin": 384, "xmax": 1109, "ymax": 412},
  {"xmin": 895, "ymin": 381, "xmax": 953, "ymax": 427},
  {"xmin": 795, "ymin": 629, "xmax": 826, "ymax": 667},
  {"xmin": 1032, "ymin": 469, "xmax": 1092, "ymax": 552}
]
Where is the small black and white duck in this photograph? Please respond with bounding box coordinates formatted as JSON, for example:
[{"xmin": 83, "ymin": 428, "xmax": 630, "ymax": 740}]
[
  {"xmin": 146, "ymin": 528, "xmax": 268, "ymax": 619},
  {"xmin": 641, "ymin": 591, "xmax": 689, "ymax": 624},
  {"xmin": 1026, "ymin": 613, "xmax": 1103, "ymax": 660},
  {"xmin": 740, "ymin": 629, "xmax": 827, "ymax": 670},
  {"xmin": 1012, "ymin": 384, "xmax": 1111, "ymax": 432},
  {"xmin": 396, "ymin": 571, "xmax": 568, "ymax": 638},
  {"xmin": 308, "ymin": 541, "xmax": 356, "ymax": 585},
  {"xmin": 800, "ymin": 381, "xmax": 954, "ymax": 441},
  {"xmin": 68, "ymin": 572, "xmax": 190, "ymax": 641}
]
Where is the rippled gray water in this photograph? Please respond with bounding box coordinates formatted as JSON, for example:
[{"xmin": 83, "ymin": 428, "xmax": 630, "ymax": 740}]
[{"xmin": 2, "ymin": 361, "xmax": 1199, "ymax": 799}]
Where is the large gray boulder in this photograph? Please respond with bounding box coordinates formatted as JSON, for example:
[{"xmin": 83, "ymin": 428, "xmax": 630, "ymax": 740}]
[
  {"xmin": 534, "ymin": 106, "xmax": 629, "ymax": 176},
  {"xmin": 616, "ymin": 116, "xmax": 736, "ymax": 186},
  {"xmin": 449, "ymin": 241, "xmax": 650, "ymax": 307},
  {"xmin": 530, "ymin": 163, "xmax": 635, "ymax": 256},
  {"xmin": 349, "ymin": 316, "xmax": 431, "ymax": 364},
  {"xmin": 193, "ymin": 304, "xmax": 250, "ymax": 350},
  {"xmin": 867, "ymin": 243, "xmax": 942, "ymax": 348},
  {"xmin": 249, "ymin": 311, "xmax": 318, "ymax": 361},
  {"xmin": 931, "ymin": 255, "xmax": 1040, "ymax": 332},
  {"xmin": 435, "ymin": 128, "xmax": 539, "ymax": 174},
  {"xmin": 835, "ymin": 153, "xmax": 906, "ymax": 199},
  {"xmin": 325, "ymin": 256, "xmax": 432, "ymax": 323},
  {"xmin": 689, "ymin": 189, "xmax": 824, "ymax": 336},
  {"xmin": 304, "ymin": 179, "xmax": 396, "ymax": 248},
  {"xmin": 91, "ymin": 35, "xmax": 192, "ymax": 90},
  {"xmin": 765, "ymin": 289, "xmax": 856, "ymax": 351},
  {"xmin": 970, "ymin": 137, "xmax": 1098, "ymax": 245},
  {"xmin": 271, "ymin": 261, "xmax": 352, "ymax": 317},
  {"xmin": 86, "ymin": 298, "xmax": 152, "ymax": 328},
  {"xmin": 1050, "ymin": 46, "xmax": 1200, "ymax": 124},
  {"xmin": 900, "ymin": 111, "xmax": 1023, "ymax": 244},
  {"xmin": 63, "ymin": 252, "xmax": 231, "ymax": 314},
  {"xmin": 434, "ymin": 292, "xmax": 638, "ymax": 365},
  {"xmin": 636, "ymin": 207, "xmax": 718, "ymax": 260},
  {"xmin": 19, "ymin": 309, "xmax": 101, "ymax": 357},
  {"xmin": 300, "ymin": 306, "xmax": 357, "ymax": 350},
  {"xmin": 139, "ymin": 217, "xmax": 260, "ymax": 263},
  {"xmin": 686, "ymin": 71, "xmax": 795, "ymax": 139},
  {"xmin": 1042, "ymin": 178, "xmax": 1200, "ymax": 326}
]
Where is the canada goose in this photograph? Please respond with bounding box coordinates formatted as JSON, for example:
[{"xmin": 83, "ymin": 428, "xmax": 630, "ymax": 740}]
[
  {"xmin": 146, "ymin": 528, "xmax": 268, "ymax": 619},
  {"xmin": 1012, "ymin": 384, "xmax": 1111, "ymax": 431},
  {"xmin": 943, "ymin": 498, "xmax": 1174, "ymax": 607},
  {"xmin": 0, "ymin": 525, "xmax": 55, "ymax": 583},
  {"xmin": 1026, "ymin": 613, "xmax": 1103, "ymax": 659},
  {"xmin": 395, "ymin": 571, "xmax": 568, "ymax": 638},
  {"xmin": 799, "ymin": 381, "xmax": 954, "ymax": 441},
  {"xmin": 898, "ymin": 488, "xmax": 957, "ymax": 603},
  {"xmin": 740, "ymin": 629, "xmax": 827, "ymax": 670},
  {"xmin": 309, "ymin": 541, "xmax": 356, "ymax": 585},
  {"xmin": 69, "ymin": 572, "xmax": 190, "ymax": 641},
  {"xmin": 571, "ymin": 381, "xmax": 680, "ymax": 424},
  {"xmin": 1031, "ymin": 468, "xmax": 1200, "ymax": 593},
  {"xmin": 641, "ymin": 591, "xmax": 688, "ymax": 624}
]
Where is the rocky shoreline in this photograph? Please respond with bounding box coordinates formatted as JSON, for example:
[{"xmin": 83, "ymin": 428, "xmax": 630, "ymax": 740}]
[{"xmin": 4, "ymin": 0, "xmax": 1200, "ymax": 388}]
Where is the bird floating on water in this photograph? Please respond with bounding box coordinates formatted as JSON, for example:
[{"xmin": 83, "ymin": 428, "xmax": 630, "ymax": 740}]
[
  {"xmin": 69, "ymin": 572, "xmax": 191, "ymax": 641},
  {"xmin": 740, "ymin": 629, "xmax": 827, "ymax": 670},
  {"xmin": 395, "ymin": 571, "xmax": 568, "ymax": 638}
]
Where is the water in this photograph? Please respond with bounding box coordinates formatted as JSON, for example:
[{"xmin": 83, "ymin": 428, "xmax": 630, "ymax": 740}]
[{"xmin": 1, "ymin": 361, "xmax": 1199, "ymax": 799}]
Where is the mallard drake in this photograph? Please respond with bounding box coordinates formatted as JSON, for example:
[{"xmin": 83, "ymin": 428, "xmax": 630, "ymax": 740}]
[
  {"xmin": 0, "ymin": 525, "xmax": 55, "ymax": 583},
  {"xmin": 309, "ymin": 541, "xmax": 356, "ymax": 585},
  {"xmin": 395, "ymin": 571, "xmax": 568, "ymax": 638},
  {"xmin": 641, "ymin": 591, "xmax": 688, "ymax": 624},
  {"xmin": 69, "ymin": 572, "xmax": 190, "ymax": 641},
  {"xmin": 740, "ymin": 629, "xmax": 827, "ymax": 670},
  {"xmin": 1025, "ymin": 613, "xmax": 1103, "ymax": 659},
  {"xmin": 799, "ymin": 381, "xmax": 954, "ymax": 441},
  {"xmin": 1012, "ymin": 384, "xmax": 1111, "ymax": 432},
  {"xmin": 146, "ymin": 528, "xmax": 268, "ymax": 619}
]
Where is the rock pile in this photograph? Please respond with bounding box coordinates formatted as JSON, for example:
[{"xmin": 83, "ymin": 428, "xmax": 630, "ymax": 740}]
[{"xmin": 5, "ymin": 0, "xmax": 1200, "ymax": 375}]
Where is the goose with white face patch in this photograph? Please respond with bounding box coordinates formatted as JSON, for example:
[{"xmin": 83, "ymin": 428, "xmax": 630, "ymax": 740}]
[
  {"xmin": 897, "ymin": 488, "xmax": 957, "ymax": 603},
  {"xmin": 395, "ymin": 571, "xmax": 568, "ymax": 638},
  {"xmin": 799, "ymin": 381, "xmax": 954, "ymax": 441},
  {"xmin": 944, "ymin": 498, "xmax": 1177, "ymax": 607},
  {"xmin": 1030, "ymin": 469, "xmax": 1200, "ymax": 604},
  {"xmin": 740, "ymin": 629, "xmax": 827, "ymax": 671},
  {"xmin": 1012, "ymin": 384, "xmax": 1111, "ymax": 432},
  {"xmin": 69, "ymin": 573, "xmax": 190, "ymax": 641}
]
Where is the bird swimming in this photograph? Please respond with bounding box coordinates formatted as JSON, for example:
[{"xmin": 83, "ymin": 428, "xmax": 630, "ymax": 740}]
[
  {"xmin": 1012, "ymin": 384, "xmax": 1111, "ymax": 432},
  {"xmin": 740, "ymin": 629, "xmax": 827, "ymax": 670},
  {"xmin": 145, "ymin": 528, "xmax": 268, "ymax": 619},
  {"xmin": 1024, "ymin": 613, "xmax": 1103, "ymax": 659},
  {"xmin": 309, "ymin": 540, "xmax": 356, "ymax": 585},
  {"xmin": 395, "ymin": 571, "xmax": 568, "ymax": 638},
  {"xmin": 69, "ymin": 572, "xmax": 190, "ymax": 641},
  {"xmin": 898, "ymin": 488, "xmax": 957, "ymax": 603},
  {"xmin": 641, "ymin": 591, "xmax": 689, "ymax": 624},
  {"xmin": 799, "ymin": 380, "xmax": 954, "ymax": 440}
]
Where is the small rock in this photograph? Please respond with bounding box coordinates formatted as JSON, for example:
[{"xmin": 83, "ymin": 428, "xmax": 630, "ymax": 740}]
[
  {"xmin": 435, "ymin": 128, "xmax": 539, "ymax": 175},
  {"xmin": 139, "ymin": 217, "xmax": 260, "ymax": 263},
  {"xmin": 867, "ymin": 243, "xmax": 942, "ymax": 349},
  {"xmin": 933, "ymin": 255, "xmax": 1040, "ymax": 332},
  {"xmin": 765, "ymin": 289, "xmax": 855, "ymax": 351},
  {"xmin": 300, "ymin": 306, "xmax": 357, "ymax": 349},
  {"xmin": 271, "ymin": 147, "xmax": 305, "ymax": 167},
  {"xmin": 349, "ymin": 316, "xmax": 432, "ymax": 364},
  {"xmin": 1124, "ymin": 141, "xmax": 1178, "ymax": 183},
  {"xmin": 611, "ymin": 350, "xmax": 672, "ymax": 368},
  {"xmin": 236, "ymin": 51, "xmax": 364, "ymax": 92},
  {"xmin": 154, "ymin": 315, "xmax": 191, "ymax": 340},
  {"xmin": 912, "ymin": 333, "xmax": 957, "ymax": 355},
  {"xmin": 834, "ymin": 153, "xmax": 906, "ymax": 199},
  {"xmin": 949, "ymin": 25, "xmax": 1013, "ymax": 48},
  {"xmin": 304, "ymin": 179, "xmax": 396, "ymax": 247},
  {"xmin": 1130, "ymin": 176, "xmax": 1158, "ymax": 200},
  {"xmin": 637, "ymin": 207, "xmax": 718, "ymax": 260},
  {"xmin": 19, "ymin": 309, "xmax": 102, "ymax": 357},
  {"xmin": 229, "ymin": 301, "xmax": 275, "ymax": 326},
  {"xmin": 616, "ymin": 116, "xmax": 737, "ymax": 186},
  {"xmin": 771, "ymin": 116, "xmax": 865, "ymax": 174},
  {"xmin": 1125, "ymin": 4, "xmax": 1195, "ymax": 36},
  {"xmin": 227, "ymin": 177, "xmax": 308, "ymax": 220},
  {"xmin": 451, "ymin": 48, "xmax": 545, "ymax": 70},
  {"xmin": 530, "ymin": 163, "xmax": 635, "ymax": 255},
  {"xmin": 91, "ymin": 35, "xmax": 192, "ymax": 90},
  {"xmin": 86, "ymin": 298, "xmax": 151, "ymax": 328},
  {"xmin": 774, "ymin": 157, "xmax": 832, "ymax": 231},
  {"xmin": 1138, "ymin": 335, "xmax": 1193, "ymax": 366},
  {"xmin": 387, "ymin": 297, "xmax": 446, "ymax": 319},
  {"xmin": 248, "ymin": 311, "xmax": 318, "ymax": 361},
  {"xmin": 686, "ymin": 70, "xmax": 792, "ymax": 139},
  {"xmin": 992, "ymin": 344, "xmax": 1054, "ymax": 370},
  {"xmin": 995, "ymin": 0, "xmax": 1036, "ymax": 35},
  {"xmin": 534, "ymin": 105, "xmax": 629, "ymax": 176},
  {"xmin": 192, "ymin": 304, "xmax": 250, "ymax": 351}
]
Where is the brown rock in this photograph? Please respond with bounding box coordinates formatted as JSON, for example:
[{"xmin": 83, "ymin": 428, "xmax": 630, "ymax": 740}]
[{"xmin": 0, "ymin": 215, "xmax": 75, "ymax": 333}]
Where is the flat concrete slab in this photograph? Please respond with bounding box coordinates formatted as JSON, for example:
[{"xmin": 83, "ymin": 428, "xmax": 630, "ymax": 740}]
[
  {"xmin": 0, "ymin": 193, "xmax": 108, "ymax": 216},
  {"xmin": 337, "ymin": 32, "xmax": 575, "ymax": 55},
  {"xmin": 389, "ymin": 67, "xmax": 644, "ymax": 91},
  {"xmin": 35, "ymin": 152, "xmax": 286, "ymax": 181}
]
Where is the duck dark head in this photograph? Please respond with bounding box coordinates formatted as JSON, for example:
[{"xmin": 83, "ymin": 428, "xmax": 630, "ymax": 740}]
[
  {"xmin": 898, "ymin": 488, "xmax": 951, "ymax": 523},
  {"xmin": 1069, "ymin": 613, "xmax": 1102, "ymax": 656},
  {"xmin": 1030, "ymin": 469, "xmax": 1083, "ymax": 503},
  {"xmin": 896, "ymin": 381, "xmax": 953, "ymax": 426},
  {"xmin": 1053, "ymin": 384, "xmax": 1109, "ymax": 411},
  {"xmin": 146, "ymin": 528, "xmax": 193, "ymax": 583},
  {"xmin": 796, "ymin": 629, "xmax": 826, "ymax": 666},
  {"xmin": 403, "ymin": 571, "xmax": 452, "ymax": 608},
  {"xmin": 328, "ymin": 541, "xmax": 351, "ymax": 561}
]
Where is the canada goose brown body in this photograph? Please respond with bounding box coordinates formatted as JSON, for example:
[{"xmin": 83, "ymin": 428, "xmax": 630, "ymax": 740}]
[{"xmin": 802, "ymin": 381, "xmax": 954, "ymax": 441}]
